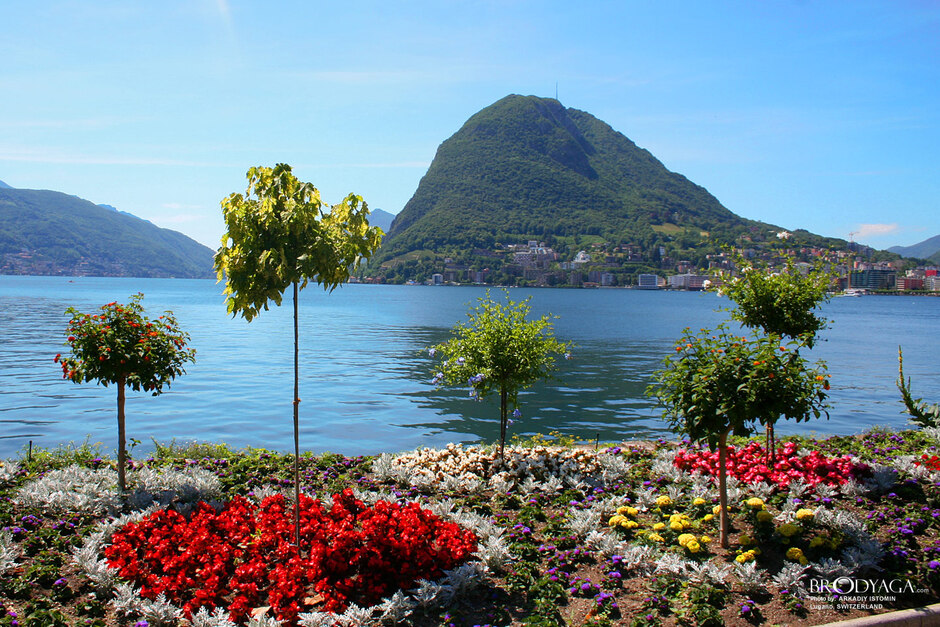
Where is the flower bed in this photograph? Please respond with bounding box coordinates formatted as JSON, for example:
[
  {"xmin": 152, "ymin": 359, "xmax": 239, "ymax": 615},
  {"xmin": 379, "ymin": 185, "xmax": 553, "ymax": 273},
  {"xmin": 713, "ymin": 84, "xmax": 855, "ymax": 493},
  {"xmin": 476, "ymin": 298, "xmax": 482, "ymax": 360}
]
[
  {"xmin": 104, "ymin": 489, "xmax": 477, "ymax": 624},
  {"xmin": 1, "ymin": 430, "xmax": 939, "ymax": 627},
  {"xmin": 673, "ymin": 441, "xmax": 873, "ymax": 488}
]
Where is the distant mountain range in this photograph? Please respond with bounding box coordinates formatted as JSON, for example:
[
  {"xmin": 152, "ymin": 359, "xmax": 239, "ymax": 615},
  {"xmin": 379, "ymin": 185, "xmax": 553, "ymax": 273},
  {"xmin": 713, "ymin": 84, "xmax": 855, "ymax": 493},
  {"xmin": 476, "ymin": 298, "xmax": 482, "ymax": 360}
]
[
  {"xmin": 0, "ymin": 187, "xmax": 215, "ymax": 278},
  {"xmin": 373, "ymin": 95, "xmax": 856, "ymax": 283},
  {"xmin": 369, "ymin": 208, "xmax": 395, "ymax": 233},
  {"xmin": 0, "ymin": 179, "xmax": 12, "ymax": 189},
  {"xmin": 888, "ymin": 235, "xmax": 940, "ymax": 263}
]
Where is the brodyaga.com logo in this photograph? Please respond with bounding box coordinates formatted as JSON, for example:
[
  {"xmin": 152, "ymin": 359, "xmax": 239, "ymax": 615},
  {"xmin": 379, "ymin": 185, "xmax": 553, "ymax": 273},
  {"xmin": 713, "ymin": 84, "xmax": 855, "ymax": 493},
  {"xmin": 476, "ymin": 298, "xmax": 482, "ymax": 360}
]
[{"xmin": 807, "ymin": 577, "xmax": 930, "ymax": 611}]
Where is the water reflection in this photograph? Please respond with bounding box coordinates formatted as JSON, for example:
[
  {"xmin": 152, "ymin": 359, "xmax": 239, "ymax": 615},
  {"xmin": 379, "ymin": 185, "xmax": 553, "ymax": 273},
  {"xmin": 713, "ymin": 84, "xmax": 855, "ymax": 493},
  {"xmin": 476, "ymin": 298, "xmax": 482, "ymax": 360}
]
[{"xmin": 1, "ymin": 276, "xmax": 938, "ymax": 458}]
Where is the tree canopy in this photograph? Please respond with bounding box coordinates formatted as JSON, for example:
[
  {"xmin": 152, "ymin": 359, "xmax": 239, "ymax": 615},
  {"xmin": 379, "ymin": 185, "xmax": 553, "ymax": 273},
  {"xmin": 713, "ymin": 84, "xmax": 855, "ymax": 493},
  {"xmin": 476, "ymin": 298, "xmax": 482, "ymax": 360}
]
[{"xmin": 214, "ymin": 163, "xmax": 383, "ymax": 320}]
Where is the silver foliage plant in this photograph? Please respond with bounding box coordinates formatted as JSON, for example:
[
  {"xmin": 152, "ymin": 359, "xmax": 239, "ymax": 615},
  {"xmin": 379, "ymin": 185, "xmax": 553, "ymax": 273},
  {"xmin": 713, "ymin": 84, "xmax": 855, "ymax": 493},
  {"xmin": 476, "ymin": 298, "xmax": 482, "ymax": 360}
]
[
  {"xmin": 0, "ymin": 529, "xmax": 19, "ymax": 576},
  {"xmin": 0, "ymin": 460, "xmax": 20, "ymax": 487},
  {"xmin": 14, "ymin": 464, "xmax": 222, "ymax": 516}
]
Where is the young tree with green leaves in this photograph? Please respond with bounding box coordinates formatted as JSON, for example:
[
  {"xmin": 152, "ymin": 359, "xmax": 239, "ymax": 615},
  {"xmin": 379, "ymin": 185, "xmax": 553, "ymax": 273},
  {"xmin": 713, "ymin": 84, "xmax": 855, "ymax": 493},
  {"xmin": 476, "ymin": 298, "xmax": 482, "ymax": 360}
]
[
  {"xmin": 648, "ymin": 325, "xmax": 828, "ymax": 547},
  {"xmin": 55, "ymin": 294, "xmax": 195, "ymax": 492},
  {"xmin": 897, "ymin": 347, "xmax": 940, "ymax": 429},
  {"xmin": 718, "ymin": 257, "xmax": 833, "ymax": 459},
  {"xmin": 214, "ymin": 163, "xmax": 383, "ymax": 549},
  {"xmin": 429, "ymin": 291, "xmax": 571, "ymax": 461}
]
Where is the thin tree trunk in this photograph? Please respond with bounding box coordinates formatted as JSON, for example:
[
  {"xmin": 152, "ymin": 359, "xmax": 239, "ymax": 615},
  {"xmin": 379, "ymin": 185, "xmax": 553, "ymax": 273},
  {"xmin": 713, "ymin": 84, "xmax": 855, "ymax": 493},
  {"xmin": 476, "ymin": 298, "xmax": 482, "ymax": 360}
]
[
  {"xmin": 767, "ymin": 422, "xmax": 776, "ymax": 465},
  {"xmin": 117, "ymin": 376, "xmax": 127, "ymax": 493},
  {"xmin": 718, "ymin": 428, "xmax": 731, "ymax": 549},
  {"xmin": 499, "ymin": 387, "xmax": 507, "ymax": 463},
  {"xmin": 292, "ymin": 280, "xmax": 301, "ymax": 552}
]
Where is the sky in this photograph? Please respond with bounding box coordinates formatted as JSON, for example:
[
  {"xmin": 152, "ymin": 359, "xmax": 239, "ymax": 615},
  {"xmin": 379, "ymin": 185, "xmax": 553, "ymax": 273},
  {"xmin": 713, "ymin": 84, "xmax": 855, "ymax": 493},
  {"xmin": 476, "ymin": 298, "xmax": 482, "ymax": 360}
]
[{"xmin": 1, "ymin": 1, "xmax": 938, "ymax": 250}]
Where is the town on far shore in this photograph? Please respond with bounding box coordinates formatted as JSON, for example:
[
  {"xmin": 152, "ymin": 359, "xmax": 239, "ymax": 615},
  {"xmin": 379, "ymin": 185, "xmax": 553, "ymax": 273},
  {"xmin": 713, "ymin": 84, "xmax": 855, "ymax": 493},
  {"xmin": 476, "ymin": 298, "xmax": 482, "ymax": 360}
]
[{"xmin": 354, "ymin": 230, "xmax": 940, "ymax": 293}]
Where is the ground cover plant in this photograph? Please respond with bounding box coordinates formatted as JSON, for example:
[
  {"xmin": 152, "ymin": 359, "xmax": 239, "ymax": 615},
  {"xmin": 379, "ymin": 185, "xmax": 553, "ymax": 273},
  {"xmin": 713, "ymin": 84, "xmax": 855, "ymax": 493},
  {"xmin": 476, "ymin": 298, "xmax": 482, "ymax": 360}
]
[{"xmin": 1, "ymin": 426, "xmax": 938, "ymax": 627}]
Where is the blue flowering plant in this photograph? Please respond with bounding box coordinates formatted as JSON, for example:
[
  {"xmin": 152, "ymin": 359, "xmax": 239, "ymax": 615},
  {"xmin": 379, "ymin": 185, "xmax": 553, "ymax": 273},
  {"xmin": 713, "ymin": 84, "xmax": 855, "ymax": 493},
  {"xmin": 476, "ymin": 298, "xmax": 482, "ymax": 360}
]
[{"xmin": 428, "ymin": 290, "xmax": 571, "ymax": 461}]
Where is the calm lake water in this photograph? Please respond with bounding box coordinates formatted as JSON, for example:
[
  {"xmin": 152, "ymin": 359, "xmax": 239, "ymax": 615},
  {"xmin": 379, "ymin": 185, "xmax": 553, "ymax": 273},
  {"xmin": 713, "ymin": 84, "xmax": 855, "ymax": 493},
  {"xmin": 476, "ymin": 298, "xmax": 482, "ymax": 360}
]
[{"xmin": 1, "ymin": 276, "xmax": 937, "ymax": 459}]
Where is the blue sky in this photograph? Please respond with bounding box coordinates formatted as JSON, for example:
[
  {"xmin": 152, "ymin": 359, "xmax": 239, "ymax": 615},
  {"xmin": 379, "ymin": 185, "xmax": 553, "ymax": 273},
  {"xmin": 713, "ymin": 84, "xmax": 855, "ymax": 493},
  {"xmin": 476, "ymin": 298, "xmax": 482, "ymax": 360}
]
[{"xmin": 1, "ymin": 1, "xmax": 938, "ymax": 250}]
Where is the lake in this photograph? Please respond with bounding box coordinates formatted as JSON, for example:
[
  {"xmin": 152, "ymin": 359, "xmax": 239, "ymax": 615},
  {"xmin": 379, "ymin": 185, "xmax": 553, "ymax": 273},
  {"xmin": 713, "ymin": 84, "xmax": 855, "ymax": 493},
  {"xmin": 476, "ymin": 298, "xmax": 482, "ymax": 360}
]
[{"xmin": 1, "ymin": 276, "xmax": 937, "ymax": 459}]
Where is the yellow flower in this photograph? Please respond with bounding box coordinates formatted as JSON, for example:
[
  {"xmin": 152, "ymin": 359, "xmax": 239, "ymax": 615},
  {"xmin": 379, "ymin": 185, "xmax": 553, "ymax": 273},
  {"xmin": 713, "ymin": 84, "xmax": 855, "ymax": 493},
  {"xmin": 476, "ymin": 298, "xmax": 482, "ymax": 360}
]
[
  {"xmin": 778, "ymin": 523, "xmax": 802, "ymax": 538},
  {"xmin": 746, "ymin": 497, "xmax": 764, "ymax": 510},
  {"xmin": 700, "ymin": 535, "xmax": 711, "ymax": 544},
  {"xmin": 703, "ymin": 514, "xmax": 714, "ymax": 522},
  {"xmin": 656, "ymin": 495, "xmax": 673, "ymax": 508},
  {"xmin": 678, "ymin": 533, "xmax": 696, "ymax": 547},
  {"xmin": 786, "ymin": 547, "xmax": 808, "ymax": 565},
  {"xmin": 735, "ymin": 550, "xmax": 756, "ymax": 564},
  {"xmin": 670, "ymin": 521, "xmax": 684, "ymax": 531},
  {"xmin": 653, "ymin": 522, "xmax": 666, "ymax": 531},
  {"xmin": 621, "ymin": 520, "xmax": 639, "ymax": 530},
  {"xmin": 649, "ymin": 533, "xmax": 665, "ymax": 543},
  {"xmin": 738, "ymin": 533, "xmax": 754, "ymax": 546},
  {"xmin": 809, "ymin": 536, "xmax": 826, "ymax": 549},
  {"xmin": 692, "ymin": 497, "xmax": 706, "ymax": 506},
  {"xmin": 796, "ymin": 508, "xmax": 815, "ymax": 522},
  {"xmin": 608, "ymin": 515, "xmax": 626, "ymax": 527},
  {"xmin": 712, "ymin": 505, "xmax": 722, "ymax": 515},
  {"xmin": 686, "ymin": 540, "xmax": 701, "ymax": 553},
  {"xmin": 756, "ymin": 510, "xmax": 773, "ymax": 524}
]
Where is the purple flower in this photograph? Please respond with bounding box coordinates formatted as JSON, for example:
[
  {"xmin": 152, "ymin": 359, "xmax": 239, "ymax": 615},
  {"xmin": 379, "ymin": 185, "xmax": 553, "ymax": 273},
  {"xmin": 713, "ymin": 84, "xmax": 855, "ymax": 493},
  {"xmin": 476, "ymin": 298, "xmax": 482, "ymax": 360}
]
[
  {"xmin": 929, "ymin": 561, "xmax": 940, "ymax": 570},
  {"xmin": 512, "ymin": 409, "xmax": 522, "ymax": 419},
  {"xmin": 428, "ymin": 348, "xmax": 436, "ymax": 358}
]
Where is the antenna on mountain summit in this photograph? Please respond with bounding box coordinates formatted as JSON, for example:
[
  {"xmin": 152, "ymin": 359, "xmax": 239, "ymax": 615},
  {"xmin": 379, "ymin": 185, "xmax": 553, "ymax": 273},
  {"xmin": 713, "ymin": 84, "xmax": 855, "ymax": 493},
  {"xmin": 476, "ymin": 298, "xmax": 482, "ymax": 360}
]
[{"xmin": 555, "ymin": 82, "xmax": 558, "ymax": 100}]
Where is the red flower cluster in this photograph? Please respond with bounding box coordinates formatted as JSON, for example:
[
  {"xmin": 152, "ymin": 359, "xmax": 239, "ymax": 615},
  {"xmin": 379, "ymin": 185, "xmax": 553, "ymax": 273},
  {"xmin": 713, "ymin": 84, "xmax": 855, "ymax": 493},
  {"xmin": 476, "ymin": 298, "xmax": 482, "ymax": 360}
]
[
  {"xmin": 105, "ymin": 489, "xmax": 477, "ymax": 624},
  {"xmin": 916, "ymin": 454, "xmax": 940, "ymax": 472},
  {"xmin": 673, "ymin": 441, "xmax": 872, "ymax": 488}
]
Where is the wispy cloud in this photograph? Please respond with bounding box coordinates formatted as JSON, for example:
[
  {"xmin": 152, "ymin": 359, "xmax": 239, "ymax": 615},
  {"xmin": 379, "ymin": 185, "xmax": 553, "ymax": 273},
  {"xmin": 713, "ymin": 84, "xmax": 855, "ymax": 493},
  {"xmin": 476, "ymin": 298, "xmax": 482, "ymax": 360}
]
[
  {"xmin": 0, "ymin": 147, "xmax": 234, "ymax": 168},
  {"xmin": 854, "ymin": 223, "xmax": 899, "ymax": 239}
]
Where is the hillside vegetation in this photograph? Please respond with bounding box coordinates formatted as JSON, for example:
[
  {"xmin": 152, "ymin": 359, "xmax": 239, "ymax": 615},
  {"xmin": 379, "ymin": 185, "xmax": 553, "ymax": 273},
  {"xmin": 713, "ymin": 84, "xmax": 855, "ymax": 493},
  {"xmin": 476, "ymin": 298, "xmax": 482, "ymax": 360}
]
[
  {"xmin": 371, "ymin": 96, "xmax": 863, "ymax": 284},
  {"xmin": 0, "ymin": 188, "xmax": 215, "ymax": 278}
]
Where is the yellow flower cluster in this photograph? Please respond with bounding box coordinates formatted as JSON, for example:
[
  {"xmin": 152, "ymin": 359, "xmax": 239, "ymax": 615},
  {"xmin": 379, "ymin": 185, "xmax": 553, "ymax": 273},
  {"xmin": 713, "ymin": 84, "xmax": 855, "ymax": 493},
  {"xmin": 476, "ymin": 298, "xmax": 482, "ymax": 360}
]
[
  {"xmin": 738, "ymin": 533, "xmax": 755, "ymax": 547},
  {"xmin": 608, "ymin": 515, "xmax": 640, "ymax": 530},
  {"xmin": 778, "ymin": 523, "xmax": 802, "ymax": 538},
  {"xmin": 656, "ymin": 495, "xmax": 673, "ymax": 508},
  {"xmin": 667, "ymin": 513, "xmax": 693, "ymax": 531},
  {"xmin": 756, "ymin": 510, "xmax": 774, "ymax": 524},
  {"xmin": 736, "ymin": 549, "xmax": 758, "ymax": 563},
  {"xmin": 795, "ymin": 508, "xmax": 815, "ymax": 522},
  {"xmin": 809, "ymin": 535, "xmax": 840, "ymax": 551},
  {"xmin": 617, "ymin": 506, "xmax": 639, "ymax": 516},
  {"xmin": 746, "ymin": 497, "xmax": 765, "ymax": 510},
  {"xmin": 678, "ymin": 533, "xmax": 709, "ymax": 554},
  {"xmin": 692, "ymin": 497, "xmax": 707, "ymax": 506},
  {"xmin": 648, "ymin": 533, "xmax": 665, "ymax": 543},
  {"xmin": 786, "ymin": 547, "xmax": 809, "ymax": 565}
]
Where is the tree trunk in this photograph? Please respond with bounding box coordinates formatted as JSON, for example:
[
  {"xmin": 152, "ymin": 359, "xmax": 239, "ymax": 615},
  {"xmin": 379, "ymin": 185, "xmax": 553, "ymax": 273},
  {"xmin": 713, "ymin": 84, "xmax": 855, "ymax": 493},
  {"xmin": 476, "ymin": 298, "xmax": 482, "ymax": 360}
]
[
  {"xmin": 766, "ymin": 422, "xmax": 776, "ymax": 465},
  {"xmin": 117, "ymin": 376, "xmax": 127, "ymax": 493},
  {"xmin": 718, "ymin": 428, "xmax": 731, "ymax": 549},
  {"xmin": 292, "ymin": 280, "xmax": 301, "ymax": 552},
  {"xmin": 499, "ymin": 387, "xmax": 508, "ymax": 463}
]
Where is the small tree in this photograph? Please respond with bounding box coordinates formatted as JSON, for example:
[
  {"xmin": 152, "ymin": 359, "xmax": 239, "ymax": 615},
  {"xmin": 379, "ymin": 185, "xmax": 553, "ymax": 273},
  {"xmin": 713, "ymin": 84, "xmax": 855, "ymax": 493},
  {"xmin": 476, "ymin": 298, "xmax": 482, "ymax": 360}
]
[
  {"xmin": 718, "ymin": 257, "xmax": 833, "ymax": 459},
  {"xmin": 648, "ymin": 324, "xmax": 828, "ymax": 547},
  {"xmin": 55, "ymin": 294, "xmax": 195, "ymax": 492},
  {"xmin": 214, "ymin": 163, "xmax": 382, "ymax": 549},
  {"xmin": 430, "ymin": 291, "xmax": 570, "ymax": 461},
  {"xmin": 897, "ymin": 347, "xmax": 940, "ymax": 429}
]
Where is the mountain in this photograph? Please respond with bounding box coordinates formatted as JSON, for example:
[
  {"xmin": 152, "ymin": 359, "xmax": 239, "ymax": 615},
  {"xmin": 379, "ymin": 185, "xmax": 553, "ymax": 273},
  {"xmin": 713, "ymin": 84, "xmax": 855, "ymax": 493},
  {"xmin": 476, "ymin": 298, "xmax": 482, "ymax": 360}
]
[
  {"xmin": 888, "ymin": 234, "xmax": 940, "ymax": 261},
  {"xmin": 375, "ymin": 95, "xmax": 796, "ymax": 282},
  {"xmin": 369, "ymin": 208, "xmax": 395, "ymax": 233},
  {"xmin": 0, "ymin": 179, "xmax": 12, "ymax": 189},
  {"xmin": 0, "ymin": 188, "xmax": 215, "ymax": 278}
]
